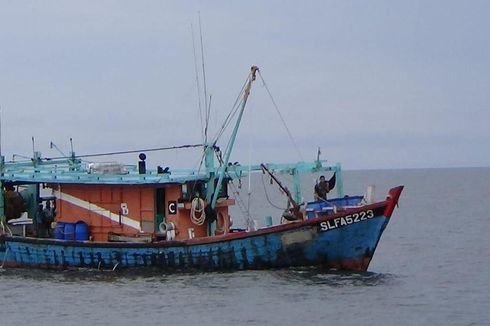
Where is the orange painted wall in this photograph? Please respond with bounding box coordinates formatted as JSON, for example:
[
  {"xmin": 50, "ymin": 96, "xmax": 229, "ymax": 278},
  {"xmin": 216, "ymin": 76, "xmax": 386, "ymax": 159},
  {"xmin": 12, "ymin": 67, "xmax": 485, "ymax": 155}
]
[
  {"xmin": 48, "ymin": 183, "xmax": 233, "ymax": 242},
  {"xmin": 51, "ymin": 184, "xmax": 156, "ymax": 241},
  {"xmin": 161, "ymin": 185, "xmax": 208, "ymax": 240}
]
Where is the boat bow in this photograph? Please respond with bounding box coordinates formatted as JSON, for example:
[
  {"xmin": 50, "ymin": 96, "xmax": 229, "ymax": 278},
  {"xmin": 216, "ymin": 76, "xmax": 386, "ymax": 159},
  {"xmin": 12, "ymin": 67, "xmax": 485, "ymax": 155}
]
[{"xmin": 383, "ymin": 186, "xmax": 404, "ymax": 218}]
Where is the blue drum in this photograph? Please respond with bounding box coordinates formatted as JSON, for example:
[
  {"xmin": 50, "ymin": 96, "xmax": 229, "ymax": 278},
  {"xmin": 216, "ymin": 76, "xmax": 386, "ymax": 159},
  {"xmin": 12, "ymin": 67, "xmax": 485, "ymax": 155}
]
[
  {"xmin": 75, "ymin": 221, "xmax": 89, "ymax": 241},
  {"xmin": 64, "ymin": 223, "xmax": 75, "ymax": 241}
]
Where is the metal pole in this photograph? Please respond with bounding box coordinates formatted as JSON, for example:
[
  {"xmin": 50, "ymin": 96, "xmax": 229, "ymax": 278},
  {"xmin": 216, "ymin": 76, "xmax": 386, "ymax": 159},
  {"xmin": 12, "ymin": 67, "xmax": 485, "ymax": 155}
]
[{"xmin": 211, "ymin": 66, "xmax": 258, "ymax": 209}]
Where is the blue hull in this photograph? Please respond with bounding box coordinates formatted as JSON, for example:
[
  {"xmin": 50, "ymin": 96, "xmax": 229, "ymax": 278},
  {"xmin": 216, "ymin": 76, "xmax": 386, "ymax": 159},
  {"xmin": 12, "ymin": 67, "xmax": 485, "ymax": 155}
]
[{"xmin": 0, "ymin": 190, "xmax": 402, "ymax": 272}]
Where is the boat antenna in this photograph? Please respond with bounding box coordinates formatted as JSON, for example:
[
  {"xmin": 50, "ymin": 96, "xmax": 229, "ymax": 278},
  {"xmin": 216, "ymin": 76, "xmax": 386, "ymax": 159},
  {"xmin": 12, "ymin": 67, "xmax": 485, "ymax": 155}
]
[
  {"xmin": 198, "ymin": 12, "xmax": 210, "ymax": 143},
  {"xmin": 31, "ymin": 136, "xmax": 35, "ymax": 156},
  {"xmin": 208, "ymin": 94, "xmax": 212, "ymax": 133},
  {"xmin": 191, "ymin": 23, "xmax": 205, "ymax": 144},
  {"xmin": 70, "ymin": 138, "xmax": 75, "ymax": 156}
]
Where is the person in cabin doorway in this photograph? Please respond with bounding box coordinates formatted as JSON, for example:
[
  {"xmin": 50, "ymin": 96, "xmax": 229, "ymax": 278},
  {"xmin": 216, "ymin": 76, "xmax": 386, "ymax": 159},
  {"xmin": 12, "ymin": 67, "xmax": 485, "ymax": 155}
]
[
  {"xmin": 42, "ymin": 200, "xmax": 56, "ymax": 237},
  {"xmin": 36, "ymin": 200, "xmax": 56, "ymax": 237},
  {"xmin": 314, "ymin": 175, "xmax": 330, "ymax": 201},
  {"xmin": 35, "ymin": 203, "xmax": 46, "ymax": 237}
]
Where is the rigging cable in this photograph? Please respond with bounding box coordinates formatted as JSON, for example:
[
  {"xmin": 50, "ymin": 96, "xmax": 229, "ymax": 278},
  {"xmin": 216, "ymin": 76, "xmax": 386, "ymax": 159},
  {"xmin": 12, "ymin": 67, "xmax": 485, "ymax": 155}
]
[
  {"xmin": 10, "ymin": 154, "xmax": 31, "ymax": 162},
  {"xmin": 198, "ymin": 12, "xmax": 210, "ymax": 143},
  {"xmin": 228, "ymin": 178, "xmax": 252, "ymax": 222},
  {"xmin": 188, "ymin": 147, "xmax": 209, "ymax": 198},
  {"xmin": 191, "ymin": 23, "xmax": 205, "ymax": 143},
  {"xmin": 257, "ymin": 71, "xmax": 304, "ymax": 161},
  {"xmin": 260, "ymin": 172, "xmax": 288, "ymax": 210},
  {"xmin": 215, "ymin": 102, "xmax": 246, "ymax": 162},
  {"xmin": 214, "ymin": 150, "xmax": 251, "ymax": 222},
  {"xmin": 43, "ymin": 144, "xmax": 204, "ymax": 161},
  {"xmin": 211, "ymin": 77, "xmax": 249, "ymax": 145},
  {"xmin": 246, "ymin": 143, "xmax": 252, "ymax": 223}
]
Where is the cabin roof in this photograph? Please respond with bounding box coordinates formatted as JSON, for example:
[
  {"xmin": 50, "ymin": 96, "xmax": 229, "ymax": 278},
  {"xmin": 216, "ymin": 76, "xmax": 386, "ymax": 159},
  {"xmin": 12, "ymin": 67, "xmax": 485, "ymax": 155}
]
[{"xmin": 0, "ymin": 161, "xmax": 208, "ymax": 185}]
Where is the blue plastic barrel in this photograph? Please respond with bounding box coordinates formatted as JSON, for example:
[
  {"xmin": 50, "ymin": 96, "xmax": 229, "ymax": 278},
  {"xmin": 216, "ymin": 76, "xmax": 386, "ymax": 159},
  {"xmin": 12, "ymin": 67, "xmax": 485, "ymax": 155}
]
[
  {"xmin": 75, "ymin": 221, "xmax": 89, "ymax": 241},
  {"xmin": 64, "ymin": 223, "xmax": 75, "ymax": 241},
  {"xmin": 54, "ymin": 222, "xmax": 65, "ymax": 240}
]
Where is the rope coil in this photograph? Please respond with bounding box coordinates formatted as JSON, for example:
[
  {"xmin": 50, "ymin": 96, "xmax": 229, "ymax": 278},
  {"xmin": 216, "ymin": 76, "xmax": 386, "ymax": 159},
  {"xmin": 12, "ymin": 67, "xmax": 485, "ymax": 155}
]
[{"xmin": 190, "ymin": 197, "xmax": 206, "ymax": 225}]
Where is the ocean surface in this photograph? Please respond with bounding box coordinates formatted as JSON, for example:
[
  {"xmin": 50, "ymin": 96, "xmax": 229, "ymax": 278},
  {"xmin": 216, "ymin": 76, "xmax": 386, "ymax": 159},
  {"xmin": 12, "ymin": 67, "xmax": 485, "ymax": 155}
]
[{"xmin": 1, "ymin": 167, "xmax": 489, "ymax": 326}]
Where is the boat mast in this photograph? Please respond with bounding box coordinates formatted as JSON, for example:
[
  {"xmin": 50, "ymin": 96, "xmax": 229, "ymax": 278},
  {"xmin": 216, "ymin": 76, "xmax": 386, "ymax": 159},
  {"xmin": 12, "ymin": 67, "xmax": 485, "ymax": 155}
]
[{"xmin": 210, "ymin": 66, "xmax": 258, "ymax": 209}]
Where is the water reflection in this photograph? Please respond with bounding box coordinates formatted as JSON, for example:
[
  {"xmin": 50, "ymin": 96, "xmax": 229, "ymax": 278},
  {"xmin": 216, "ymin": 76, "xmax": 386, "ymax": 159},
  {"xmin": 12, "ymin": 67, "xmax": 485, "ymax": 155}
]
[
  {"xmin": 1, "ymin": 266, "xmax": 396, "ymax": 288},
  {"xmin": 271, "ymin": 266, "xmax": 396, "ymax": 287}
]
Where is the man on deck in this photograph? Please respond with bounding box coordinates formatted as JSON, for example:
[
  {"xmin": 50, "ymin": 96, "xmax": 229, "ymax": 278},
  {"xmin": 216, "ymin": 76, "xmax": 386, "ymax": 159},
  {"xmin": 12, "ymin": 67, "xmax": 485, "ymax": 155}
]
[{"xmin": 314, "ymin": 175, "xmax": 330, "ymax": 201}]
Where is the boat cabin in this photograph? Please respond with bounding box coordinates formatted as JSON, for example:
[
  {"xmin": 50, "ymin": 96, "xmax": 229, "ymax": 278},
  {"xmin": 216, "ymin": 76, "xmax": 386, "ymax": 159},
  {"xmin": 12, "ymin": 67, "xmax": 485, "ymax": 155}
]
[
  {"xmin": 1, "ymin": 155, "xmax": 234, "ymax": 242},
  {"xmin": 49, "ymin": 181, "xmax": 233, "ymax": 242}
]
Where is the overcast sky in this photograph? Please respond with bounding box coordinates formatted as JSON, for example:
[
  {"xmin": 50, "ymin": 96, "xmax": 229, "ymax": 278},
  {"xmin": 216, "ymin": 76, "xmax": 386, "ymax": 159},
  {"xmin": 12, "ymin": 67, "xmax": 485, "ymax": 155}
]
[{"xmin": 0, "ymin": 1, "xmax": 489, "ymax": 170}]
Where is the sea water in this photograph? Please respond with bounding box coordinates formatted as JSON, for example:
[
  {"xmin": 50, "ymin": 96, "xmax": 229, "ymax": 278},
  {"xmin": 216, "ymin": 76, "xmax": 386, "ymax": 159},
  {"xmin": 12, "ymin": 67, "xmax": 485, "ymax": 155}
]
[{"xmin": 0, "ymin": 168, "xmax": 489, "ymax": 325}]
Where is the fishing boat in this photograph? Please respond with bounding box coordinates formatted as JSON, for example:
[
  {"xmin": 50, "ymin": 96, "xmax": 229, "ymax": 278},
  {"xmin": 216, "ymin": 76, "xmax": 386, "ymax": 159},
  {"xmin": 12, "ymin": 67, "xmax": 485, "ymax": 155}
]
[{"xmin": 0, "ymin": 66, "xmax": 403, "ymax": 271}]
